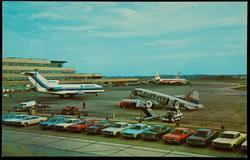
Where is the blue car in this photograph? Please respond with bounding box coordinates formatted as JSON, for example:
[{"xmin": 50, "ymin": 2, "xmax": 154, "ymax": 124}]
[
  {"xmin": 39, "ymin": 116, "xmax": 67, "ymax": 129},
  {"xmin": 121, "ymin": 123, "xmax": 150, "ymax": 139},
  {"xmin": 2, "ymin": 113, "xmax": 17, "ymax": 122}
]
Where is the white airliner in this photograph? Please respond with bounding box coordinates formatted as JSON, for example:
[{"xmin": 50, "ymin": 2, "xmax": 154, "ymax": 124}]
[
  {"xmin": 21, "ymin": 72, "xmax": 104, "ymax": 98},
  {"xmin": 154, "ymin": 72, "xmax": 190, "ymax": 85}
]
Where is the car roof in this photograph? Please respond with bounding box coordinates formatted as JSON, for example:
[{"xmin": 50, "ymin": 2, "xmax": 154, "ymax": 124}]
[
  {"xmin": 132, "ymin": 123, "xmax": 148, "ymax": 126},
  {"xmin": 115, "ymin": 122, "xmax": 129, "ymax": 124},
  {"xmin": 222, "ymin": 131, "xmax": 240, "ymax": 134},
  {"xmin": 197, "ymin": 128, "xmax": 212, "ymax": 132}
]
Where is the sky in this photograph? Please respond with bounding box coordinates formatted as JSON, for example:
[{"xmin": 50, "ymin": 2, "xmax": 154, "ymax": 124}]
[{"xmin": 2, "ymin": 2, "xmax": 247, "ymax": 76}]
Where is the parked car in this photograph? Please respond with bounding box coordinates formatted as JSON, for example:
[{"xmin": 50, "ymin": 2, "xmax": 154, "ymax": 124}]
[
  {"xmin": 54, "ymin": 118, "xmax": 81, "ymax": 131},
  {"xmin": 68, "ymin": 119, "xmax": 97, "ymax": 132},
  {"xmin": 121, "ymin": 123, "xmax": 150, "ymax": 139},
  {"xmin": 14, "ymin": 115, "xmax": 48, "ymax": 127},
  {"xmin": 212, "ymin": 131, "xmax": 247, "ymax": 150},
  {"xmin": 2, "ymin": 113, "xmax": 17, "ymax": 122},
  {"xmin": 86, "ymin": 120, "xmax": 111, "ymax": 135},
  {"xmin": 162, "ymin": 127, "xmax": 195, "ymax": 144},
  {"xmin": 141, "ymin": 124, "xmax": 172, "ymax": 141},
  {"xmin": 3, "ymin": 114, "xmax": 29, "ymax": 125},
  {"xmin": 186, "ymin": 128, "xmax": 218, "ymax": 147},
  {"xmin": 101, "ymin": 122, "xmax": 131, "ymax": 137},
  {"xmin": 39, "ymin": 116, "xmax": 67, "ymax": 129},
  {"xmin": 241, "ymin": 140, "xmax": 247, "ymax": 152}
]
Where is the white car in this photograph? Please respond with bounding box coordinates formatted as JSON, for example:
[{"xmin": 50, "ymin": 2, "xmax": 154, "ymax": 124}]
[
  {"xmin": 212, "ymin": 131, "xmax": 247, "ymax": 150},
  {"xmin": 241, "ymin": 140, "xmax": 247, "ymax": 152},
  {"xmin": 101, "ymin": 122, "xmax": 131, "ymax": 137},
  {"xmin": 14, "ymin": 115, "xmax": 48, "ymax": 127},
  {"xmin": 3, "ymin": 114, "xmax": 29, "ymax": 125},
  {"xmin": 54, "ymin": 118, "xmax": 81, "ymax": 131}
]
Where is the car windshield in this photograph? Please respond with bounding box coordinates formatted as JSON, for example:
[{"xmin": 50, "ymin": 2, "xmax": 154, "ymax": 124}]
[
  {"xmin": 48, "ymin": 117, "xmax": 58, "ymax": 122},
  {"xmin": 17, "ymin": 115, "xmax": 29, "ymax": 119},
  {"xmin": 194, "ymin": 130, "xmax": 209, "ymax": 138},
  {"xmin": 149, "ymin": 126, "xmax": 161, "ymax": 132},
  {"xmin": 66, "ymin": 119, "xmax": 78, "ymax": 123},
  {"xmin": 170, "ymin": 129, "xmax": 183, "ymax": 135},
  {"xmin": 219, "ymin": 133, "xmax": 235, "ymax": 139},
  {"xmin": 130, "ymin": 125, "xmax": 142, "ymax": 130},
  {"xmin": 110, "ymin": 124, "xmax": 122, "ymax": 128}
]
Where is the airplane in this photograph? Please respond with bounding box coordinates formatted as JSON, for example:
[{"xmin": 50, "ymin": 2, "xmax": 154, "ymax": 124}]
[
  {"xmin": 21, "ymin": 71, "xmax": 104, "ymax": 98},
  {"xmin": 154, "ymin": 71, "xmax": 190, "ymax": 85},
  {"xmin": 129, "ymin": 88, "xmax": 204, "ymax": 110}
]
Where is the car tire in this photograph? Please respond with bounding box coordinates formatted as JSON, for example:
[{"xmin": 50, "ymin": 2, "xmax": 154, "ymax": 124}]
[{"xmin": 116, "ymin": 132, "xmax": 120, "ymax": 137}]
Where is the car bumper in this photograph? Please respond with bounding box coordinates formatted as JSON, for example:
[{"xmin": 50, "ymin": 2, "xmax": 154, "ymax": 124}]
[
  {"xmin": 212, "ymin": 143, "xmax": 233, "ymax": 149},
  {"xmin": 87, "ymin": 129, "xmax": 99, "ymax": 134},
  {"xmin": 163, "ymin": 138, "xmax": 181, "ymax": 144},
  {"xmin": 54, "ymin": 127, "xmax": 67, "ymax": 131},
  {"xmin": 142, "ymin": 134, "xmax": 158, "ymax": 140},
  {"xmin": 39, "ymin": 125, "xmax": 53, "ymax": 129},
  {"xmin": 187, "ymin": 141, "xmax": 206, "ymax": 147},
  {"xmin": 121, "ymin": 134, "xmax": 137, "ymax": 139},
  {"xmin": 101, "ymin": 132, "xmax": 115, "ymax": 137}
]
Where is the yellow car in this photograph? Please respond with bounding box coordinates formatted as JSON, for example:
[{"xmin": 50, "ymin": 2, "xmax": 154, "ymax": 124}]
[{"xmin": 212, "ymin": 131, "xmax": 247, "ymax": 150}]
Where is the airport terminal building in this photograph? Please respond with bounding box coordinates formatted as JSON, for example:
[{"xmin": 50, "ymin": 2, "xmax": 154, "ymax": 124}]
[{"xmin": 2, "ymin": 57, "xmax": 139, "ymax": 91}]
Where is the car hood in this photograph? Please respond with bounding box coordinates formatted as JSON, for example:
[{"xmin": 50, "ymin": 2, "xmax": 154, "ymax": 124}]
[
  {"xmin": 122, "ymin": 129, "xmax": 143, "ymax": 134},
  {"xmin": 102, "ymin": 127, "xmax": 120, "ymax": 132},
  {"xmin": 187, "ymin": 135, "xmax": 205, "ymax": 141},
  {"xmin": 55, "ymin": 123, "xmax": 73, "ymax": 127},
  {"xmin": 142, "ymin": 130, "xmax": 158, "ymax": 135},
  {"xmin": 164, "ymin": 133, "xmax": 182, "ymax": 139},
  {"xmin": 213, "ymin": 138, "xmax": 237, "ymax": 144},
  {"xmin": 4, "ymin": 118, "xmax": 21, "ymax": 122},
  {"xmin": 40, "ymin": 121, "xmax": 55, "ymax": 125},
  {"xmin": 88, "ymin": 125, "xmax": 100, "ymax": 129}
]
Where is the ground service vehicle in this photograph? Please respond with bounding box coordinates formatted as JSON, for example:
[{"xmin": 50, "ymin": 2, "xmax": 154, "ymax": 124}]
[
  {"xmin": 121, "ymin": 124, "xmax": 150, "ymax": 139},
  {"xmin": 13, "ymin": 101, "xmax": 36, "ymax": 112},
  {"xmin": 54, "ymin": 118, "xmax": 81, "ymax": 131},
  {"xmin": 3, "ymin": 114, "xmax": 29, "ymax": 125},
  {"xmin": 39, "ymin": 116, "xmax": 67, "ymax": 129},
  {"xmin": 61, "ymin": 106, "xmax": 80, "ymax": 115},
  {"xmin": 141, "ymin": 124, "xmax": 172, "ymax": 141},
  {"xmin": 186, "ymin": 128, "xmax": 218, "ymax": 146},
  {"xmin": 212, "ymin": 131, "xmax": 247, "ymax": 150},
  {"xmin": 68, "ymin": 119, "xmax": 96, "ymax": 132},
  {"xmin": 86, "ymin": 120, "xmax": 112, "ymax": 135},
  {"xmin": 162, "ymin": 127, "xmax": 195, "ymax": 144},
  {"xmin": 101, "ymin": 122, "xmax": 131, "ymax": 137},
  {"xmin": 14, "ymin": 115, "xmax": 48, "ymax": 127}
]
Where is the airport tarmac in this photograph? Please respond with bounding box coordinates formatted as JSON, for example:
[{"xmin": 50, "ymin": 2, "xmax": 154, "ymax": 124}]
[
  {"xmin": 2, "ymin": 81, "xmax": 247, "ymax": 131},
  {"xmin": 1, "ymin": 129, "xmax": 226, "ymax": 157}
]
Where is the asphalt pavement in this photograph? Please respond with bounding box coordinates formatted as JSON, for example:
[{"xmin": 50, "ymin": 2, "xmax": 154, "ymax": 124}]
[{"xmin": 2, "ymin": 130, "xmax": 214, "ymax": 157}]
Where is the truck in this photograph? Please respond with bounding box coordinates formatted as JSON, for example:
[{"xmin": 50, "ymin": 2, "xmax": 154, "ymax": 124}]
[{"xmin": 13, "ymin": 101, "xmax": 50, "ymax": 112}]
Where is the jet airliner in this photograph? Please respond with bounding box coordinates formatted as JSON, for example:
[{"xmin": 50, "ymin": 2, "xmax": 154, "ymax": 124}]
[{"xmin": 21, "ymin": 72, "xmax": 104, "ymax": 98}]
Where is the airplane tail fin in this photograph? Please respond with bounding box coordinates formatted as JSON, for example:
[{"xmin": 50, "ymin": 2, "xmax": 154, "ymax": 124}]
[
  {"xmin": 155, "ymin": 71, "xmax": 161, "ymax": 80},
  {"xmin": 175, "ymin": 72, "xmax": 181, "ymax": 79},
  {"xmin": 185, "ymin": 90, "xmax": 199, "ymax": 104},
  {"xmin": 21, "ymin": 72, "xmax": 51, "ymax": 91}
]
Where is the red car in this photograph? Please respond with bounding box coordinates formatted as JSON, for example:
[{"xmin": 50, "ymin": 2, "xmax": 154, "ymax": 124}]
[
  {"xmin": 162, "ymin": 127, "xmax": 195, "ymax": 144},
  {"xmin": 68, "ymin": 119, "xmax": 96, "ymax": 132}
]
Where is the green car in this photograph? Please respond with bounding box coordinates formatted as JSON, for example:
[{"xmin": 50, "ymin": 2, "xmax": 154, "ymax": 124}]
[{"xmin": 141, "ymin": 124, "xmax": 172, "ymax": 140}]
